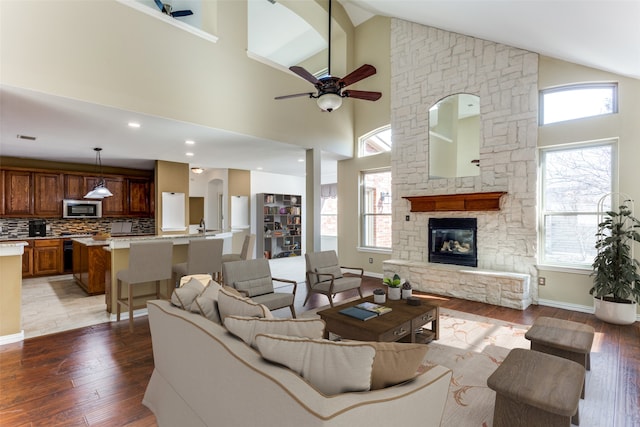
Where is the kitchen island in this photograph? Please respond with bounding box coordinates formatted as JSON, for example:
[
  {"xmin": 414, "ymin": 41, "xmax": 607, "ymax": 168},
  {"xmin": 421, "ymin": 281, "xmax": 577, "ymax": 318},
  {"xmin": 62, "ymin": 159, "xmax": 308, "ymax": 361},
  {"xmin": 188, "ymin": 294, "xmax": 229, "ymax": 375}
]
[{"xmin": 73, "ymin": 230, "xmax": 234, "ymax": 314}]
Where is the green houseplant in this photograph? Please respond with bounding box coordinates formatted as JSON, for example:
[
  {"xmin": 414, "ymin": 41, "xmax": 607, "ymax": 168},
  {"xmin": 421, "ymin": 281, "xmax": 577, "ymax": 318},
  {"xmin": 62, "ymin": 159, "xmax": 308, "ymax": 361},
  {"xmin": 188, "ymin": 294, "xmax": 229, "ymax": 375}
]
[
  {"xmin": 590, "ymin": 202, "xmax": 640, "ymax": 324},
  {"xmin": 383, "ymin": 273, "xmax": 402, "ymax": 300}
]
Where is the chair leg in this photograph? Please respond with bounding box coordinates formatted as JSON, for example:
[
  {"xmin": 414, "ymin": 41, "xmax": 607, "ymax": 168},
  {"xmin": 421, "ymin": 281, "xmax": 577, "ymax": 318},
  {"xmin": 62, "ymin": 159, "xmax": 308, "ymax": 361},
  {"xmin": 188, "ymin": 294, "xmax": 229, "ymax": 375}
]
[
  {"xmin": 116, "ymin": 279, "xmax": 122, "ymax": 322},
  {"xmin": 155, "ymin": 280, "xmax": 161, "ymax": 299},
  {"xmin": 328, "ymin": 295, "xmax": 334, "ymax": 307},
  {"xmin": 128, "ymin": 283, "xmax": 134, "ymax": 333},
  {"xmin": 303, "ymin": 293, "xmax": 311, "ymax": 306},
  {"xmin": 357, "ymin": 287, "xmax": 363, "ymax": 299},
  {"xmin": 289, "ymin": 305, "xmax": 297, "ymax": 318}
]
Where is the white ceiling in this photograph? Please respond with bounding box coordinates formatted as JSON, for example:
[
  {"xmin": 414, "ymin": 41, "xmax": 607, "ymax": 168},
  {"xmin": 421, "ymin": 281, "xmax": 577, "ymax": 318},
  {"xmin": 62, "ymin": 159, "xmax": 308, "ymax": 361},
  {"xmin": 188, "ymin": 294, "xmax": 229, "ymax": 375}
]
[{"xmin": 1, "ymin": 0, "xmax": 638, "ymax": 177}]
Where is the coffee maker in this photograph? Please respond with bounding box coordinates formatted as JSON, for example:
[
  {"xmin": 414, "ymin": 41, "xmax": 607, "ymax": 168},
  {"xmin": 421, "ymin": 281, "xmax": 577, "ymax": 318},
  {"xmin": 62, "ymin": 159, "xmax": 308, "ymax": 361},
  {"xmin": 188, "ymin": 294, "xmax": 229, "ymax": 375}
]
[{"xmin": 28, "ymin": 219, "xmax": 46, "ymax": 237}]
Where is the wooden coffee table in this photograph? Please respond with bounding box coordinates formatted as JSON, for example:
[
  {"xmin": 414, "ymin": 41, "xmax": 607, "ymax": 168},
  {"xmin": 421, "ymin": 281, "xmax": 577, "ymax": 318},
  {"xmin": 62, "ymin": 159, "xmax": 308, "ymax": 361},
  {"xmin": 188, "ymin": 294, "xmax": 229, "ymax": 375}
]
[{"xmin": 317, "ymin": 296, "xmax": 439, "ymax": 343}]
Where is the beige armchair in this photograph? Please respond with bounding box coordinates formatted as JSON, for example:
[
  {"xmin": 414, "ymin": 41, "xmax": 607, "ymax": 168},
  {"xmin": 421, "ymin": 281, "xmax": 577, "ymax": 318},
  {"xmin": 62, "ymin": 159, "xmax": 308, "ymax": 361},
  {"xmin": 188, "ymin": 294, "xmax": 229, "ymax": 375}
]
[
  {"xmin": 304, "ymin": 250, "xmax": 363, "ymax": 307},
  {"xmin": 222, "ymin": 258, "xmax": 297, "ymax": 317}
]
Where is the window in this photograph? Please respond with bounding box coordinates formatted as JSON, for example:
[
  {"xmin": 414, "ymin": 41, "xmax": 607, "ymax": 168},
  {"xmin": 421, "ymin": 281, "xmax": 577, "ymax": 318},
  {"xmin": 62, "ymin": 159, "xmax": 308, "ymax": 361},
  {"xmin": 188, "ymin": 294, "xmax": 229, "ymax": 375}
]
[
  {"xmin": 320, "ymin": 184, "xmax": 337, "ymax": 237},
  {"xmin": 539, "ymin": 140, "xmax": 615, "ymax": 267},
  {"xmin": 540, "ymin": 83, "xmax": 617, "ymax": 125},
  {"xmin": 361, "ymin": 170, "xmax": 392, "ymax": 249},
  {"xmin": 359, "ymin": 125, "xmax": 392, "ymax": 157}
]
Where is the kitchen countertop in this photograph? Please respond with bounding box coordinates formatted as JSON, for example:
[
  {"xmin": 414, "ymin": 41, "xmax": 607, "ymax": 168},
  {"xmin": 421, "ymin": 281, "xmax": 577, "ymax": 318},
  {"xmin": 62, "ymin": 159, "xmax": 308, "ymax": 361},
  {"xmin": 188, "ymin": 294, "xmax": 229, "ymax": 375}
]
[{"xmin": 72, "ymin": 230, "xmax": 234, "ymax": 249}]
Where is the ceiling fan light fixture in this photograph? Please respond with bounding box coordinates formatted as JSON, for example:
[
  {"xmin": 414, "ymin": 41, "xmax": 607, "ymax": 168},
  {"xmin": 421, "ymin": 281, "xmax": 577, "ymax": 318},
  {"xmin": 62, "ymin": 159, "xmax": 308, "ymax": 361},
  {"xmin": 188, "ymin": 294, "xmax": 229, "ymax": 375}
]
[{"xmin": 317, "ymin": 93, "xmax": 343, "ymax": 112}]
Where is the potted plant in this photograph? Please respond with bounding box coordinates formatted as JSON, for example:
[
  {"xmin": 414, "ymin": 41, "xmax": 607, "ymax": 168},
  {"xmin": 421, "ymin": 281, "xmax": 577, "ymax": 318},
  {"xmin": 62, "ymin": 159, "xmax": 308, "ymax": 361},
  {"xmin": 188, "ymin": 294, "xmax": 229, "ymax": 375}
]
[
  {"xmin": 590, "ymin": 202, "xmax": 640, "ymax": 325},
  {"xmin": 373, "ymin": 288, "xmax": 386, "ymax": 304},
  {"xmin": 383, "ymin": 273, "xmax": 402, "ymax": 300},
  {"xmin": 402, "ymin": 280, "xmax": 412, "ymax": 299}
]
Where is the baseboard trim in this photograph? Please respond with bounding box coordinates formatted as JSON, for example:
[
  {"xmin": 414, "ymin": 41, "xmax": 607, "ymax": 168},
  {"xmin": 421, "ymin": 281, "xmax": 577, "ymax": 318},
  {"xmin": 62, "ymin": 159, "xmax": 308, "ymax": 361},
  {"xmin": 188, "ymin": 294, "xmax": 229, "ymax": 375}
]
[
  {"xmin": 0, "ymin": 330, "xmax": 24, "ymax": 345},
  {"xmin": 537, "ymin": 299, "xmax": 594, "ymax": 314},
  {"xmin": 109, "ymin": 308, "xmax": 148, "ymax": 322}
]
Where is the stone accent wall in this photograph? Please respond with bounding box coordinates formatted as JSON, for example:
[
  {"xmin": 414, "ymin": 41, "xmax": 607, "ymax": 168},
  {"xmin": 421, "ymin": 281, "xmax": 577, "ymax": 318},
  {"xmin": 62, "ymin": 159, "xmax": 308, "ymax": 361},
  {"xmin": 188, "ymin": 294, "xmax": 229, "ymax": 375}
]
[{"xmin": 389, "ymin": 19, "xmax": 539, "ymax": 306}]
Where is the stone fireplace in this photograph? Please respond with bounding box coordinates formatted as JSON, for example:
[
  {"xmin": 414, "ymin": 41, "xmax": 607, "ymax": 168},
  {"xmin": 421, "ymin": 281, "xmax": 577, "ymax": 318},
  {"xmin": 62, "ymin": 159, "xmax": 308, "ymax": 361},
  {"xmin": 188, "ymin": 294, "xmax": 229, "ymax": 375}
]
[{"xmin": 385, "ymin": 20, "xmax": 539, "ymax": 309}]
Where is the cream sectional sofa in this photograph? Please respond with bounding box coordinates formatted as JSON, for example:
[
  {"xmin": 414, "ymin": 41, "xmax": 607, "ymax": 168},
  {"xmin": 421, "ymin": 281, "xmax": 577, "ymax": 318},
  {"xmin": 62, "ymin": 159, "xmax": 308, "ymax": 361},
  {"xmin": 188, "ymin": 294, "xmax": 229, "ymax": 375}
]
[{"xmin": 143, "ymin": 299, "xmax": 452, "ymax": 427}]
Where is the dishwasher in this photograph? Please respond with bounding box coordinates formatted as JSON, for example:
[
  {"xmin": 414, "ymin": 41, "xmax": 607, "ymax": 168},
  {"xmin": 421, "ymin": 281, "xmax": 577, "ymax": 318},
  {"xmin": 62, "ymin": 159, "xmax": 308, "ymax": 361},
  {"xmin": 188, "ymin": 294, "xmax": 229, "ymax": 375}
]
[{"xmin": 63, "ymin": 239, "xmax": 74, "ymax": 273}]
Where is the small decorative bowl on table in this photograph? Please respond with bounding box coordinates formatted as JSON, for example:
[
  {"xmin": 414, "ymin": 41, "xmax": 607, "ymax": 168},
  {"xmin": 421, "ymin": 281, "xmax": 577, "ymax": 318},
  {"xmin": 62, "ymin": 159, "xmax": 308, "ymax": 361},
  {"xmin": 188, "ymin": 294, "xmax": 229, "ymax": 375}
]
[{"xmin": 92, "ymin": 232, "xmax": 111, "ymax": 241}]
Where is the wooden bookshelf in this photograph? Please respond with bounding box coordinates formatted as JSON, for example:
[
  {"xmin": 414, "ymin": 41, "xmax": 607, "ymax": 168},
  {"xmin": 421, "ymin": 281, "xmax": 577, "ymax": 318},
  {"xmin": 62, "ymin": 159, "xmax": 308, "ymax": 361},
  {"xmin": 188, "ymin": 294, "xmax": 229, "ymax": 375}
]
[{"xmin": 256, "ymin": 193, "xmax": 302, "ymax": 259}]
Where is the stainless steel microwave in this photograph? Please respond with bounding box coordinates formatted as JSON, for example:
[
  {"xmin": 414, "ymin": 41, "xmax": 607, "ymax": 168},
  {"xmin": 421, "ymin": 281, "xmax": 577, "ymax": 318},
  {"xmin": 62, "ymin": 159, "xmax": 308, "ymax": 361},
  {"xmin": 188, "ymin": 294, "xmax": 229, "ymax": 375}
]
[{"xmin": 62, "ymin": 199, "xmax": 102, "ymax": 218}]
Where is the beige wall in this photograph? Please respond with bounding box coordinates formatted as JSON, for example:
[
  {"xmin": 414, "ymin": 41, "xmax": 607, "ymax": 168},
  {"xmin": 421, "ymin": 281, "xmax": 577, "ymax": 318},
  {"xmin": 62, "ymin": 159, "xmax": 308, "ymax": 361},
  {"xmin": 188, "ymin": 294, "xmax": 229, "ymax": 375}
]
[
  {"xmin": 537, "ymin": 56, "xmax": 640, "ymax": 313},
  {"xmin": 0, "ymin": 253, "xmax": 22, "ymax": 336},
  {"xmin": 155, "ymin": 160, "xmax": 190, "ymax": 236}
]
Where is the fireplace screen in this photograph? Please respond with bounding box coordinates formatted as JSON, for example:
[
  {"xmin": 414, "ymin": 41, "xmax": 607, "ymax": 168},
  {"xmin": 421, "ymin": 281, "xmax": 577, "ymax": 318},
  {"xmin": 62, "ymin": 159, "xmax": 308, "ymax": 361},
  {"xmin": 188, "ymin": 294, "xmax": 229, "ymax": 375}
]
[{"xmin": 428, "ymin": 218, "xmax": 477, "ymax": 267}]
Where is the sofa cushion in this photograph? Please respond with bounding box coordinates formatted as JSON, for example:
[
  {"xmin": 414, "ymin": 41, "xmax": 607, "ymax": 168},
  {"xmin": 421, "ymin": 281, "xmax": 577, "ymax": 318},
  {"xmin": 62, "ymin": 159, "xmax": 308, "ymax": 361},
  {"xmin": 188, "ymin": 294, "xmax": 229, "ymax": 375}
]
[
  {"xmin": 224, "ymin": 316, "xmax": 325, "ymax": 348},
  {"xmin": 233, "ymin": 276, "xmax": 274, "ymax": 297},
  {"xmin": 368, "ymin": 342, "xmax": 429, "ymax": 389},
  {"xmin": 315, "ymin": 265, "xmax": 343, "ymax": 282},
  {"xmin": 171, "ymin": 277, "xmax": 208, "ymax": 311},
  {"xmin": 217, "ymin": 287, "xmax": 272, "ymax": 324},
  {"xmin": 255, "ymin": 334, "xmax": 375, "ymax": 396},
  {"xmin": 192, "ymin": 281, "xmax": 224, "ymax": 324}
]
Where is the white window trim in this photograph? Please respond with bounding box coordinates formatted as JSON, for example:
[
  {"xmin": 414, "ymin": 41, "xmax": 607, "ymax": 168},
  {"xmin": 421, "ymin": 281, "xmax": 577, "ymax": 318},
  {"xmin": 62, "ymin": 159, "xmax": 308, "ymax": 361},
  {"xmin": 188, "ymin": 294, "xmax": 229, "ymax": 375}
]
[
  {"xmin": 360, "ymin": 168, "xmax": 392, "ymax": 250},
  {"xmin": 539, "ymin": 82, "xmax": 618, "ymax": 126}
]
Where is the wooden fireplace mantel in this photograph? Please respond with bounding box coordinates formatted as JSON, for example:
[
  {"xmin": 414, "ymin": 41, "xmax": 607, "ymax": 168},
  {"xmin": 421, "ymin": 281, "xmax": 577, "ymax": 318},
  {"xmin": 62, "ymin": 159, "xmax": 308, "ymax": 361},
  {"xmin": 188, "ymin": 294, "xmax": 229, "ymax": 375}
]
[{"xmin": 403, "ymin": 192, "xmax": 507, "ymax": 212}]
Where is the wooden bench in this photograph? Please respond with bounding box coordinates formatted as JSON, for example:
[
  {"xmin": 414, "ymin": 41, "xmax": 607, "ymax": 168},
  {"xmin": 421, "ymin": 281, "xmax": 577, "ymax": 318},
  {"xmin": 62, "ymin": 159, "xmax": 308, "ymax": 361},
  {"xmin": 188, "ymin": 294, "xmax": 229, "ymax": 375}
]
[
  {"xmin": 487, "ymin": 348, "xmax": 584, "ymax": 427},
  {"xmin": 525, "ymin": 316, "xmax": 594, "ymax": 398}
]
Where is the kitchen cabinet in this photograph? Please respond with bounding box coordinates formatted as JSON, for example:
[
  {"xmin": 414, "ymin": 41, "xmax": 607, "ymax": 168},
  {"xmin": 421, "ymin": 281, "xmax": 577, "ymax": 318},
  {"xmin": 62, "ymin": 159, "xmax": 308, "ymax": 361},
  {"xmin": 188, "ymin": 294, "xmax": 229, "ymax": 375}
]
[
  {"xmin": 22, "ymin": 240, "xmax": 34, "ymax": 277},
  {"xmin": 33, "ymin": 239, "xmax": 62, "ymax": 276},
  {"xmin": 128, "ymin": 178, "xmax": 151, "ymax": 216},
  {"xmin": 86, "ymin": 176, "xmax": 126, "ymax": 216},
  {"xmin": 34, "ymin": 172, "xmax": 63, "ymax": 216},
  {"xmin": 64, "ymin": 174, "xmax": 88, "ymax": 199},
  {"xmin": 4, "ymin": 170, "xmax": 32, "ymax": 215},
  {"xmin": 72, "ymin": 240, "xmax": 109, "ymax": 295}
]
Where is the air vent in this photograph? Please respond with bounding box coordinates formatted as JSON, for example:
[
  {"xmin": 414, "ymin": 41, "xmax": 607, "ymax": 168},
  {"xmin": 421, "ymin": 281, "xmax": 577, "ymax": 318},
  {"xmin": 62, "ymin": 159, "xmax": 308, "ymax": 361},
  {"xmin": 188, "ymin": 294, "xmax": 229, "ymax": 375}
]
[{"xmin": 17, "ymin": 134, "xmax": 37, "ymax": 141}]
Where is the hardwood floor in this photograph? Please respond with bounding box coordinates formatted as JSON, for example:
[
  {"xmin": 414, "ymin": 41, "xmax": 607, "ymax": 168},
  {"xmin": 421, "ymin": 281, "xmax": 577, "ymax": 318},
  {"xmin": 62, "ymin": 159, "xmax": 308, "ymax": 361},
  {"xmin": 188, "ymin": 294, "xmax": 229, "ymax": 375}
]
[{"xmin": 1, "ymin": 277, "xmax": 638, "ymax": 426}]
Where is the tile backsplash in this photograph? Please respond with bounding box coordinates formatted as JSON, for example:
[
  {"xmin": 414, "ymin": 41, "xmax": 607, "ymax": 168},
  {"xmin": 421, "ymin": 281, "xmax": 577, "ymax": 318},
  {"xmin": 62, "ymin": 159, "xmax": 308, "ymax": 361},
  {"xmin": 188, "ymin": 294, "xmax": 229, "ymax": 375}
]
[{"xmin": 0, "ymin": 218, "xmax": 155, "ymax": 239}]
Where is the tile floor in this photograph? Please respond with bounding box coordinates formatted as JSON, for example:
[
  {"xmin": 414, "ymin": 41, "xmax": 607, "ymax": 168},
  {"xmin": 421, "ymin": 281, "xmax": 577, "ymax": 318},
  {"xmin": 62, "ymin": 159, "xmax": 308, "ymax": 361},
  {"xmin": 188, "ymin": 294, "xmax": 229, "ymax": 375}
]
[{"xmin": 20, "ymin": 256, "xmax": 306, "ymax": 339}]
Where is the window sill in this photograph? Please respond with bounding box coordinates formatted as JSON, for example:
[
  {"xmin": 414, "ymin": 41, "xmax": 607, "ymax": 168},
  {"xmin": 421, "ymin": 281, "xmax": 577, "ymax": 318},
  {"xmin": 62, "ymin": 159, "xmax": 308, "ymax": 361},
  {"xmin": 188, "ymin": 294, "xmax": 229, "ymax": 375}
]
[
  {"xmin": 357, "ymin": 247, "xmax": 392, "ymax": 255},
  {"xmin": 536, "ymin": 264, "xmax": 592, "ymax": 275}
]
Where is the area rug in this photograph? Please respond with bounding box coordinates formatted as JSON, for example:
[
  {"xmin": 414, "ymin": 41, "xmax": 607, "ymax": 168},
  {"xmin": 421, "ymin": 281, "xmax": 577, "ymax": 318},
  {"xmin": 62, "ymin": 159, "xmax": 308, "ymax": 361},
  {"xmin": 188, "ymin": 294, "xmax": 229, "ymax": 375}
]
[
  {"xmin": 420, "ymin": 309, "xmax": 530, "ymax": 427},
  {"xmin": 302, "ymin": 304, "xmax": 530, "ymax": 427}
]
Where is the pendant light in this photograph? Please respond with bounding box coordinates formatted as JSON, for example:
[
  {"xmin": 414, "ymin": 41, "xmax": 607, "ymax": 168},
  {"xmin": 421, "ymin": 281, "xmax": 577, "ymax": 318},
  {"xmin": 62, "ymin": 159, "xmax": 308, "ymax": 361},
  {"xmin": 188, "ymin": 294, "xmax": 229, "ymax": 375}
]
[{"xmin": 84, "ymin": 147, "xmax": 113, "ymax": 199}]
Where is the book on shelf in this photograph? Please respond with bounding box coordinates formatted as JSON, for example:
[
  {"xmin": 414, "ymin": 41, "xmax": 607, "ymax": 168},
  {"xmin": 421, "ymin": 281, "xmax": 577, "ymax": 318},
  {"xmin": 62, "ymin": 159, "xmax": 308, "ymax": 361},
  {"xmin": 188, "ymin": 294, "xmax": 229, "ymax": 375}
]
[
  {"xmin": 338, "ymin": 306, "xmax": 379, "ymax": 321},
  {"xmin": 355, "ymin": 302, "xmax": 392, "ymax": 315}
]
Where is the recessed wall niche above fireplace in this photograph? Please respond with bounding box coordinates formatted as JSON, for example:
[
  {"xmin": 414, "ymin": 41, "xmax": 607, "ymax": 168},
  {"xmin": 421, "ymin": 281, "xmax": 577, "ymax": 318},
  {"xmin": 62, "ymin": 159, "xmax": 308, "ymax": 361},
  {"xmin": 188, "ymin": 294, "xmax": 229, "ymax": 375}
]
[{"xmin": 428, "ymin": 218, "xmax": 477, "ymax": 267}]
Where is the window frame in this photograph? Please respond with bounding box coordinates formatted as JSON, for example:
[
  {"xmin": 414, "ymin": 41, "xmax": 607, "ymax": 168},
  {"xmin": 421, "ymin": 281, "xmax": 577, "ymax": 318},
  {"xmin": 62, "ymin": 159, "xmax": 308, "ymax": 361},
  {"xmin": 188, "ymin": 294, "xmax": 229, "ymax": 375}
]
[
  {"xmin": 358, "ymin": 125, "xmax": 392, "ymax": 158},
  {"xmin": 360, "ymin": 168, "xmax": 392, "ymax": 251},
  {"xmin": 538, "ymin": 139, "xmax": 617, "ymax": 269},
  {"xmin": 539, "ymin": 82, "xmax": 618, "ymax": 126}
]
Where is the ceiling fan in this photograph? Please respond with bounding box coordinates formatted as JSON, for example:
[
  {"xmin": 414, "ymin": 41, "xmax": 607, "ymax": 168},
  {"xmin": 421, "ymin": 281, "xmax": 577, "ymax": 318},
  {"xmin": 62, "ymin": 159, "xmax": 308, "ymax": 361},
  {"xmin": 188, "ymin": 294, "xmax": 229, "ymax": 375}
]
[
  {"xmin": 154, "ymin": 0, "xmax": 193, "ymax": 18},
  {"xmin": 274, "ymin": 0, "xmax": 382, "ymax": 112}
]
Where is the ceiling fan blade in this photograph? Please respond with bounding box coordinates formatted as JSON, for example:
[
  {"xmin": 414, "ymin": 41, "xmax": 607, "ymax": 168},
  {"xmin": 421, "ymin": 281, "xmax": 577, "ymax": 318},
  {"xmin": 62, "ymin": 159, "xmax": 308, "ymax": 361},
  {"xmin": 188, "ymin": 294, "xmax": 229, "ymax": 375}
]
[
  {"xmin": 153, "ymin": 0, "xmax": 164, "ymax": 11},
  {"xmin": 171, "ymin": 9, "xmax": 193, "ymax": 17},
  {"xmin": 275, "ymin": 92, "xmax": 314, "ymax": 100},
  {"xmin": 289, "ymin": 66, "xmax": 320, "ymax": 86},
  {"xmin": 342, "ymin": 90, "xmax": 382, "ymax": 101},
  {"xmin": 339, "ymin": 64, "xmax": 377, "ymax": 88}
]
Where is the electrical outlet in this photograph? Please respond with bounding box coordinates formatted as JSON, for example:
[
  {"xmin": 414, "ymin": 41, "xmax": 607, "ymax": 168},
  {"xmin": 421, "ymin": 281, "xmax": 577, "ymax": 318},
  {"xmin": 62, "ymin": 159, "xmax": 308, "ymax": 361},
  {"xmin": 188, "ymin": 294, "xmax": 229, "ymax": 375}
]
[
  {"xmin": 405, "ymin": 215, "xmax": 410, "ymax": 221},
  {"xmin": 368, "ymin": 258, "xmax": 373, "ymax": 264},
  {"xmin": 538, "ymin": 277, "xmax": 546, "ymax": 286}
]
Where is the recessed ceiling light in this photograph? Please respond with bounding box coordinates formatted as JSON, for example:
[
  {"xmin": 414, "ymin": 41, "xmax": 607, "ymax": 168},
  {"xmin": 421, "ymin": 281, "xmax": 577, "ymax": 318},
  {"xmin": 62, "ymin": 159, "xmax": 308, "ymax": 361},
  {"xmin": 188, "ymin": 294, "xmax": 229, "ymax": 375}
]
[
  {"xmin": 256, "ymin": 167, "xmax": 263, "ymax": 170},
  {"xmin": 185, "ymin": 140, "xmax": 195, "ymax": 145},
  {"xmin": 298, "ymin": 158, "xmax": 304, "ymax": 162},
  {"xmin": 185, "ymin": 152, "xmax": 194, "ymax": 157},
  {"xmin": 128, "ymin": 122, "xmax": 141, "ymax": 128}
]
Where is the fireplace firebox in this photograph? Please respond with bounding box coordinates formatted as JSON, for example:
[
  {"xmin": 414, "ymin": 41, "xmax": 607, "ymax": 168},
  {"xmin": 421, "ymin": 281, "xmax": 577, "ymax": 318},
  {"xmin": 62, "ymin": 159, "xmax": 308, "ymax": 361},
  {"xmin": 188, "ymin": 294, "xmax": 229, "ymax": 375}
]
[{"xmin": 428, "ymin": 218, "xmax": 477, "ymax": 267}]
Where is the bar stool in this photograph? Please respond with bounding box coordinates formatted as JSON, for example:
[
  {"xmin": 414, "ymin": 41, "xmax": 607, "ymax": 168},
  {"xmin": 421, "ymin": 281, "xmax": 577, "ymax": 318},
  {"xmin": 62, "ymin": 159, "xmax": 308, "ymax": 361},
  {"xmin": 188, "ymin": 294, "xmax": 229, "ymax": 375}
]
[
  {"xmin": 116, "ymin": 240, "xmax": 173, "ymax": 332},
  {"xmin": 221, "ymin": 233, "xmax": 256, "ymax": 263},
  {"xmin": 172, "ymin": 238, "xmax": 224, "ymax": 287}
]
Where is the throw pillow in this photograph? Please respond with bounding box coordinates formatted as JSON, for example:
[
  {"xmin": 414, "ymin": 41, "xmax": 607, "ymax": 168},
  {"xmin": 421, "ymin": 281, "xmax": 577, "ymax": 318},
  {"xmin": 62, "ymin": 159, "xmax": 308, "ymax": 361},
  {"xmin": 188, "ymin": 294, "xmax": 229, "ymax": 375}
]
[
  {"xmin": 192, "ymin": 281, "xmax": 224, "ymax": 324},
  {"xmin": 224, "ymin": 316, "xmax": 325, "ymax": 348},
  {"xmin": 255, "ymin": 334, "xmax": 375, "ymax": 396},
  {"xmin": 233, "ymin": 276, "xmax": 273, "ymax": 297},
  {"xmin": 171, "ymin": 277, "xmax": 208, "ymax": 311},
  {"xmin": 315, "ymin": 265, "xmax": 343, "ymax": 282},
  {"xmin": 217, "ymin": 287, "xmax": 273, "ymax": 324},
  {"xmin": 368, "ymin": 342, "xmax": 429, "ymax": 389}
]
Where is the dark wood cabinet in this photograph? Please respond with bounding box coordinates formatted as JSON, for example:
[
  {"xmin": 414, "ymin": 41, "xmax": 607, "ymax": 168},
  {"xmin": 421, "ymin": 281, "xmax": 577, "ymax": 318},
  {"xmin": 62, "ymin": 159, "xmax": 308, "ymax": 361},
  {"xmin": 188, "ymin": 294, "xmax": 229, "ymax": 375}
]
[
  {"xmin": 22, "ymin": 241, "xmax": 34, "ymax": 277},
  {"xmin": 34, "ymin": 172, "xmax": 63, "ymax": 216},
  {"xmin": 1, "ymin": 166, "xmax": 153, "ymax": 218},
  {"xmin": 33, "ymin": 239, "xmax": 62, "ymax": 276},
  {"xmin": 4, "ymin": 170, "xmax": 33, "ymax": 215},
  {"xmin": 128, "ymin": 179, "xmax": 151, "ymax": 216},
  {"xmin": 73, "ymin": 240, "xmax": 109, "ymax": 295},
  {"xmin": 64, "ymin": 174, "xmax": 88, "ymax": 199}
]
